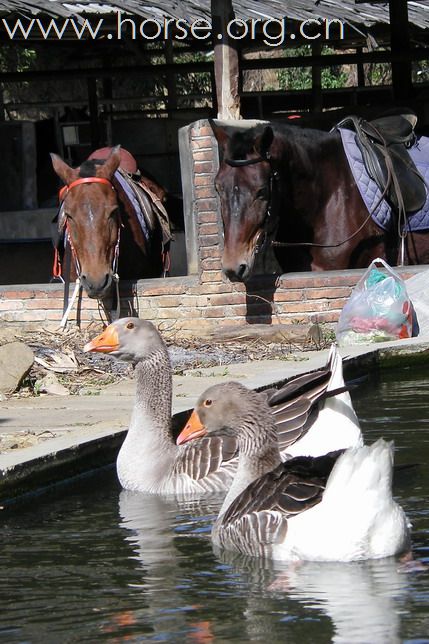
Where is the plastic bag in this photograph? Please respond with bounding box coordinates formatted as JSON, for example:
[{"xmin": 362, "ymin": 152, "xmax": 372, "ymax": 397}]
[{"xmin": 336, "ymin": 258, "xmax": 413, "ymax": 346}]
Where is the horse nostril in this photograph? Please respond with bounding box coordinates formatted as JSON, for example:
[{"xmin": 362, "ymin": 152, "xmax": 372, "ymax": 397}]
[
  {"xmin": 237, "ymin": 264, "xmax": 248, "ymax": 279},
  {"xmin": 100, "ymin": 273, "xmax": 110, "ymax": 289},
  {"xmin": 223, "ymin": 265, "xmax": 247, "ymax": 282},
  {"xmin": 223, "ymin": 267, "xmax": 239, "ymax": 282}
]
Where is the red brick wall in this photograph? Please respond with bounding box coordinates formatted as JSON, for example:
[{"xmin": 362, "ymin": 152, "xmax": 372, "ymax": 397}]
[{"xmin": 0, "ymin": 119, "xmax": 423, "ymax": 333}]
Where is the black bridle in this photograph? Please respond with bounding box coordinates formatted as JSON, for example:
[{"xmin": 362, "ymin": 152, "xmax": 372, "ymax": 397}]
[
  {"xmin": 223, "ymin": 152, "xmax": 387, "ymax": 255},
  {"xmin": 223, "ymin": 154, "xmax": 280, "ymax": 255}
]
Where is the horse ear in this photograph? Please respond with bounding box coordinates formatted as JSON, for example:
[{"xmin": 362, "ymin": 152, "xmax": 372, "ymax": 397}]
[
  {"xmin": 98, "ymin": 145, "xmax": 121, "ymax": 179},
  {"xmin": 50, "ymin": 153, "xmax": 77, "ymax": 185},
  {"xmin": 254, "ymin": 126, "xmax": 274, "ymax": 158},
  {"xmin": 209, "ymin": 119, "xmax": 230, "ymax": 152}
]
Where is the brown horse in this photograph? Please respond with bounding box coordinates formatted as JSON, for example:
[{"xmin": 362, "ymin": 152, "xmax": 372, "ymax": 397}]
[
  {"xmin": 51, "ymin": 146, "xmax": 170, "ymax": 299},
  {"xmin": 211, "ymin": 120, "xmax": 429, "ymax": 282}
]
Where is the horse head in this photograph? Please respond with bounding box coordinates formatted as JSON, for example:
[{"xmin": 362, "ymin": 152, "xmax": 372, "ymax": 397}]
[
  {"xmin": 51, "ymin": 146, "xmax": 121, "ymax": 299},
  {"xmin": 211, "ymin": 121, "xmax": 280, "ymax": 282}
]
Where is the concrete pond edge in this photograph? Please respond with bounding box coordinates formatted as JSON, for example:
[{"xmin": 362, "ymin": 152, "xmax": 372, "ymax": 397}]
[{"xmin": 1, "ymin": 339, "xmax": 429, "ymax": 507}]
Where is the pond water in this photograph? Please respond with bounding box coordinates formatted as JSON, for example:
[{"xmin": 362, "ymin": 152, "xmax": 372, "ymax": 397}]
[{"xmin": 1, "ymin": 365, "xmax": 429, "ymax": 643}]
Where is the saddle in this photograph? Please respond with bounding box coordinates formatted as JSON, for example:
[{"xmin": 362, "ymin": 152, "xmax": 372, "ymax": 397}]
[
  {"xmin": 337, "ymin": 114, "xmax": 427, "ymax": 213},
  {"xmin": 113, "ymin": 168, "xmax": 172, "ymax": 249}
]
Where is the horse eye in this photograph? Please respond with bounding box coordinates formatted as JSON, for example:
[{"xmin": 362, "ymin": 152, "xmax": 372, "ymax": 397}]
[
  {"xmin": 256, "ymin": 187, "xmax": 268, "ymax": 200},
  {"xmin": 215, "ymin": 183, "xmax": 223, "ymax": 194},
  {"xmin": 204, "ymin": 399, "xmax": 213, "ymax": 407},
  {"xmin": 126, "ymin": 322, "xmax": 135, "ymax": 330}
]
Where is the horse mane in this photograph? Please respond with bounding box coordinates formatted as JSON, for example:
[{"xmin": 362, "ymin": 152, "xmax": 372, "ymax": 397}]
[
  {"xmin": 226, "ymin": 122, "xmax": 334, "ymax": 161},
  {"xmin": 273, "ymin": 122, "xmax": 334, "ymax": 148},
  {"xmin": 227, "ymin": 128, "xmax": 264, "ymax": 159},
  {"xmin": 78, "ymin": 158, "xmax": 104, "ymax": 178}
]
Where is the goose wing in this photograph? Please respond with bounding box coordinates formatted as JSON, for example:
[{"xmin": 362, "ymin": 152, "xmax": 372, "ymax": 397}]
[
  {"xmin": 265, "ymin": 367, "xmax": 333, "ymax": 453},
  {"xmin": 216, "ymin": 451, "xmax": 342, "ymax": 556},
  {"xmin": 173, "ymin": 435, "xmax": 239, "ymax": 491}
]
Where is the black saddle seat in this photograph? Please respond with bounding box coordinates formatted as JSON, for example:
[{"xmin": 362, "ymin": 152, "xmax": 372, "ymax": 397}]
[
  {"xmin": 364, "ymin": 114, "xmax": 416, "ymax": 144},
  {"xmin": 337, "ymin": 113, "xmax": 427, "ymax": 214}
]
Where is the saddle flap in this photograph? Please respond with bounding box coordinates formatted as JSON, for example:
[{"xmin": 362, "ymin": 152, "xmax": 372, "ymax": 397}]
[
  {"xmin": 356, "ymin": 133, "xmax": 427, "ymax": 212},
  {"xmin": 338, "ymin": 114, "xmax": 427, "ymax": 213},
  {"xmin": 113, "ymin": 169, "xmax": 172, "ymax": 248}
]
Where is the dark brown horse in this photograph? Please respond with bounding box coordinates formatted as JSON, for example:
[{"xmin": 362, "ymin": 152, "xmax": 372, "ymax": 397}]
[
  {"xmin": 51, "ymin": 146, "xmax": 170, "ymax": 299},
  {"xmin": 211, "ymin": 120, "xmax": 429, "ymax": 282}
]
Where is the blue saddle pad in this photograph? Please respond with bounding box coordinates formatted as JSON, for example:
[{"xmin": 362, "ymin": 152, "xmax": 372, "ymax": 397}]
[{"xmin": 339, "ymin": 127, "xmax": 429, "ymax": 231}]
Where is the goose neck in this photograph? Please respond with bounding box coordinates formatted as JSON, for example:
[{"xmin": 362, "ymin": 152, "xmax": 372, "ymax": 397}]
[
  {"xmin": 133, "ymin": 350, "xmax": 172, "ymax": 441},
  {"xmin": 219, "ymin": 415, "xmax": 280, "ymax": 516}
]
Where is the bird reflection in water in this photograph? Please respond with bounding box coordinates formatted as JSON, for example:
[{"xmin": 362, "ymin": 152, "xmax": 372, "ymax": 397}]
[
  {"xmin": 116, "ymin": 489, "xmax": 218, "ymax": 642},
  {"xmin": 115, "ymin": 488, "xmax": 412, "ymax": 644},
  {"xmin": 216, "ymin": 548, "xmax": 409, "ymax": 644}
]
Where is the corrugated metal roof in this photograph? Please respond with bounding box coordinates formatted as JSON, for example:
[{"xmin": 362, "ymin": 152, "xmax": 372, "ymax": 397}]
[{"xmin": 0, "ymin": 0, "xmax": 428, "ymax": 29}]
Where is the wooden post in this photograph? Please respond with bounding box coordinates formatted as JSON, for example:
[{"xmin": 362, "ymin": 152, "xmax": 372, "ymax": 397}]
[
  {"xmin": 102, "ymin": 57, "xmax": 113, "ymax": 146},
  {"xmin": 389, "ymin": 0, "xmax": 413, "ymax": 100},
  {"xmin": 165, "ymin": 41, "xmax": 178, "ymax": 114},
  {"xmin": 0, "ymin": 84, "xmax": 5, "ymax": 121},
  {"xmin": 312, "ymin": 43, "xmax": 322, "ymax": 113},
  {"xmin": 87, "ymin": 77, "xmax": 100, "ymax": 149},
  {"xmin": 210, "ymin": 68, "xmax": 218, "ymax": 115},
  {"xmin": 211, "ymin": 0, "xmax": 240, "ymax": 119},
  {"xmin": 356, "ymin": 47, "xmax": 365, "ymax": 88}
]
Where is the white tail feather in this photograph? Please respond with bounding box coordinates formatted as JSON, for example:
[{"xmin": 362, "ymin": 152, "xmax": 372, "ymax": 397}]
[
  {"xmin": 324, "ymin": 438, "xmax": 394, "ymax": 503},
  {"xmin": 287, "ymin": 345, "xmax": 362, "ymax": 457},
  {"xmin": 282, "ymin": 439, "xmax": 410, "ymax": 561}
]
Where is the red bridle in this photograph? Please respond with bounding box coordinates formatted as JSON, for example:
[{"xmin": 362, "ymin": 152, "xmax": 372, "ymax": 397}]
[
  {"xmin": 58, "ymin": 176, "xmax": 114, "ymax": 202},
  {"xmin": 54, "ymin": 176, "xmax": 120, "ymax": 281}
]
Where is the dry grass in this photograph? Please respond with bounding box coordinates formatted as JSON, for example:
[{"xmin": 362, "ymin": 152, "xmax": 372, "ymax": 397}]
[{"xmin": 8, "ymin": 318, "xmax": 333, "ymax": 397}]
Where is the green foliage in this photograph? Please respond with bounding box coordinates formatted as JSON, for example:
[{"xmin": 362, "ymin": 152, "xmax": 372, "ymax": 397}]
[
  {"xmin": 321, "ymin": 64, "xmax": 348, "ymax": 89},
  {"xmin": 0, "ymin": 43, "xmax": 212, "ymax": 118},
  {"xmin": 277, "ymin": 45, "xmax": 348, "ymax": 91},
  {"xmin": 174, "ymin": 49, "xmax": 212, "ymax": 105},
  {"xmin": 365, "ymin": 62, "xmax": 391, "ymax": 86},
  {"xmin": 414, "ymin": 62, "xmax": 429, "ymax": 83},
  {"xmin": 0, "ymin": 46, "xmax": 36, "ymax": 73}
]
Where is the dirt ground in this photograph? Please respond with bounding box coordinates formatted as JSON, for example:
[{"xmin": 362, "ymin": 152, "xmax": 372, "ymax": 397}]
[
  {"xmin": 4, "ymin": 319, "xmax": 334, "ymax": 399},
  {"xmin": 0, "ymin": 319, "xmax": 336, "ymax": 453}
]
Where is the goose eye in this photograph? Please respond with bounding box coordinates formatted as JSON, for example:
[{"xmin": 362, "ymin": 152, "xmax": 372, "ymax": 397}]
[
  {"xmin": 126, "ymin": 322, "xmax": 135, "ymax": 330},
  {"xmin": 204, "ymin": 399, "xmax": 213, "ymax": 407}
]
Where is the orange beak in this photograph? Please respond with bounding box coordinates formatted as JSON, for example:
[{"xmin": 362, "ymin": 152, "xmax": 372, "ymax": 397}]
[
  {"xmin": 176, "ymin": 409, "xmax": 208, "ymax": 445},
  {"xmin": 83, "ymin": 324, "xmax": 119, "ymax": 353}
]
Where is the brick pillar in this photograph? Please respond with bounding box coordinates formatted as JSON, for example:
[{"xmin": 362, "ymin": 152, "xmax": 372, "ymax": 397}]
[{"xmin": 179, "ymin": 118, "xmax": 224, "ymax": 283}]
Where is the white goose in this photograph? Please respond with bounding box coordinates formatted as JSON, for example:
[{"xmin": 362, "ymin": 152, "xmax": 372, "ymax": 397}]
[
  {"xmin": 84, "ymin": 317, "xmax": 362, "ymax": 495},
  {"xmin": 176, "ymin": 382, "xmax": 411, "ymax": 561}
]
